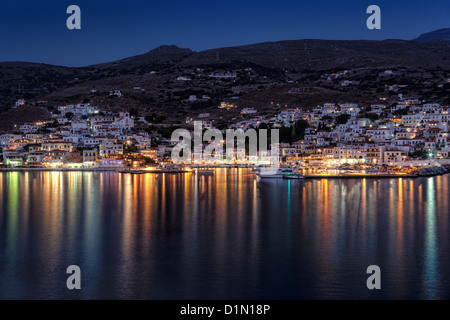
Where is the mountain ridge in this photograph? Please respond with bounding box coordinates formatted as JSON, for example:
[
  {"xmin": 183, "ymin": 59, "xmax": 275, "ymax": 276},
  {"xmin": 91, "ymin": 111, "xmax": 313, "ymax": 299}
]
[
  {"xmin": 413, "ymin": 28, "xmax": 450, "ymax": 42},
  {"xmin": 1, "ymin": 28, "xmax": 449, "ymax": 131}
]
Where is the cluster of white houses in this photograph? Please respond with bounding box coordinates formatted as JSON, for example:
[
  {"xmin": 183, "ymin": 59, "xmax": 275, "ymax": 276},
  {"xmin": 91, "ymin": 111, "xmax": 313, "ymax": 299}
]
[
  {"xmin": 273, "ymin": 100, "xmax": 450, "ymax": 165},
  {"xmin": 1, "ymin": 104, "xmax": 168, "ymax": 168},
  {"xmin": 214, "ymin": 97, "xmax": 450, "ymax": 165},
  {"xmin": 2, "ymin": 97, "xmax": 450, "ymax": 168}
]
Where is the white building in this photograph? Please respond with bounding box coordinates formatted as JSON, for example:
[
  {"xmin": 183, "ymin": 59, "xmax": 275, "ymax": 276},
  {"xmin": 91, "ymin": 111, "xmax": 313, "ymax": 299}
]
[
  {"xmin": 83, "ymin": 149, "xmax": 98, "ymax": 163},
  {"xmin": 241, "ymin": 108, "xmax": 257, "ymax": 115},
  {"xmin": 384, "ymin": 150, "xmax": 408, "ymax": 163},
  {"xmin": 99, "ymin": 141, "xmax": 123, "ymax": 157},
  {"xmin": 114, "ymin": 112, "xmax": 134, "ymax": 130},
  {"xmin": 14, "ymin": 99, "xmax": 26, "ymax": 108},
  {"xmin": 110, "ymin": 90, "xmax": 122, "ymax": 97}
]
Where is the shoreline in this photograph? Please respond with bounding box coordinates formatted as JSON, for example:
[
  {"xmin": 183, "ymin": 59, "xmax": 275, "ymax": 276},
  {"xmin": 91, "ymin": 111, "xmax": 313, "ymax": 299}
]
[
  {"xmin": 303, "ymin": 174, "xmax": 419, "ymax": 179},
  {"xmin": 0, "ymin": 167, "xmax": 121, "ymax": 172},
  {"xmin": 1, "ymin": 167, "xmax": 447, "ymax": 179}
]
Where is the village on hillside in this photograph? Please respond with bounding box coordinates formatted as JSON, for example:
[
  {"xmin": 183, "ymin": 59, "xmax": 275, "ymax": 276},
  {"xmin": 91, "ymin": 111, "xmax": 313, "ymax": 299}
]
[{"xmin": 2, "ymin": 94, "xmax": 450, "ymax": 175}]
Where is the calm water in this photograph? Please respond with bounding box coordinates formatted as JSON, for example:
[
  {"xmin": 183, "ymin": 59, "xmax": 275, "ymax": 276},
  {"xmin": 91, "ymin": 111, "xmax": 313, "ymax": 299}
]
[{"xmin": 1, "ymin": 169, "xmax": 450, "ymax": 299}]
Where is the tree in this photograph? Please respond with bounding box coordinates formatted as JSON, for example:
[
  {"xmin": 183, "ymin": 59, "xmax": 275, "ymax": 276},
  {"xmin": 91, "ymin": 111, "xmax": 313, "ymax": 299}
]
[
  {"xmin": 123, "ymin": 143, "xmax": 138, "ymax": 154},
  {"xmin": 129, "ymin": 107, "xmax": 139, "ymax": 118},
  {"xmin": 65, "ymin": 112, "xmax": 74, "ymax": 120},
  {"xmin": 142, "ymin": 156, "xmax": 157, "ymax": 165},
  {"xmin": 46, "ymin": 120, "xmax": 59, "ymax": 128},
  {"xmin": 367, "ymin": 113, "xmax": 379, "ymax": 122},
  {"xmin": 393, "ymin": 108, "xmax": 408, "ymax": 117},
  {"xmin": 279, "ymin": 125, "xmax": 293, "ymax": 143},
  {"xmin": 145, "ymin": 113, "xmax": 161, "ymax": 123},
  {"xmin": 293, "ymin": 119, "xmax": 309, "ymax": 140},
  {"xmin": 22, "ymin": 144, "xmax": 32, "ymax": 152},
  {"xmin": 409, "ymin": 150, "xmax": 427, "ymax": 159},
  {"xmin": 336, "ymin": 113, "xmax": 351, "ymax": 124},
  {"xmin": 37, "ymin": 127, "xmax": 50, "ymax": 134}
]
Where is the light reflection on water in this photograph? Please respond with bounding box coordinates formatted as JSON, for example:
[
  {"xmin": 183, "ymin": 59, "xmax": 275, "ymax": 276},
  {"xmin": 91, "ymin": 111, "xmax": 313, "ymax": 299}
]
[
  {"xmin": 424, "ymin": 177, "xmax": 439, "ymax": 299},
  {"xmin": 1, "ymin": 169, "xmax": 450, "ymax": 299}
]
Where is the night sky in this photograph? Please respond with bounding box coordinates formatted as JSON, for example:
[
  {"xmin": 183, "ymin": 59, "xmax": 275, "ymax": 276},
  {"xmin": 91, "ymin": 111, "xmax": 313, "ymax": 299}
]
[{"xmin": 0, "ymin": 0, "xmax": 449, "ymax": 67}]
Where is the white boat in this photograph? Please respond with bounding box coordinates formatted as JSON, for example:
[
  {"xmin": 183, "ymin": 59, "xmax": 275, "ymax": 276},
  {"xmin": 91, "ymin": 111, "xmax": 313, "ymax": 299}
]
[
  {"xmin": 283, "ymin": 173, "xmax": 305, "ymax": 180},
  {"xmin": 197, "ymin": 168, "xmax": 214, "ymax": 175},
  {"xmin": 119, "ymin": 169, "xmax": 145, "ymax": 174},
  {"xmin": 146, "ymin": 165, "xmax": 189, "ymax": 173},
  {"xmin": 257, "ymin": 168, "xmax": 303, "ymax": 179}
]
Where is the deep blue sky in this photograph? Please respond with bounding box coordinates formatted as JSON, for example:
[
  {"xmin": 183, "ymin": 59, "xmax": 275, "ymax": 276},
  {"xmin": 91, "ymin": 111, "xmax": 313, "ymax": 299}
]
[{"xmin": 0, "ymin": 0, "xmax": 449, "ymax": 67}]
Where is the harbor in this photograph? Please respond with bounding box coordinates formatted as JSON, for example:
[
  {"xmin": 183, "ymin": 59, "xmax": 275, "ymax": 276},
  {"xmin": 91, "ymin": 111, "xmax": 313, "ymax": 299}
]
[{"xmin": 1, "ymin": 163, "xmax": 449, "ymax": 179}]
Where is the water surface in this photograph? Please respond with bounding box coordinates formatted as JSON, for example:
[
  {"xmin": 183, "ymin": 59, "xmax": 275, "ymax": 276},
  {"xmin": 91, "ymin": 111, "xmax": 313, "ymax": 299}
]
[{"xmin": 1, "ymin": 169, "xmax": 449, "ymax": 299}]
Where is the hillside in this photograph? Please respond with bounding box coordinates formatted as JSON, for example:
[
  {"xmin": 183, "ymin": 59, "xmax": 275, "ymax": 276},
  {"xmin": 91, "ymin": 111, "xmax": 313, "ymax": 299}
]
[
  {"xmin": 413, "ymin": 28, "xmax": 450, "ymax": 42},
  {"xmin": 92, "ymin": 45, "xmax": 195, "ymax": 72},
  {"xmin": 1, "ymin": 29, "xmax": 450, "ymax": 131},
  {"xmin": 179, "ymin": 39, "xmax": 450, "ymax": 71}
]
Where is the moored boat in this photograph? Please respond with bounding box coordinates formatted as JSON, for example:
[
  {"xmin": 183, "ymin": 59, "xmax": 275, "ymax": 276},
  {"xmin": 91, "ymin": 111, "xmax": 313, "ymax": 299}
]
[
  {"xmin": 119, "ymin": 169, "xmax": 145, "ymax": 174},
  {"xmin": 130, "ymin": 170, "xmax": 145, "ymax": 174},
  {"xmin": 257, "ymin": 167, "xmax": 301, "ymax": 179},
  {"xmin": 283, "ymin": 173, "xmax": 305, "ymax": 179},
  {"xmin": 198, "ymin": 168, "xmax": 214, "ymax": 175}
]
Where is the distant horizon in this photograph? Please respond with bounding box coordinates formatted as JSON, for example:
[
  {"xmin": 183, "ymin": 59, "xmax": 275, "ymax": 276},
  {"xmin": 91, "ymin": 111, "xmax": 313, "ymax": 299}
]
[
  {"xmin": 1, "ymin": 28, "xmax": 449, "ymax": 68},
  {"xmin": 0, "ymin": 0, "xmax": 449, "ymax": 67}
]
